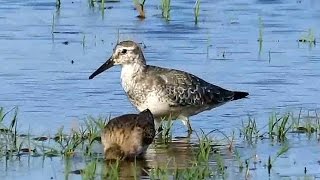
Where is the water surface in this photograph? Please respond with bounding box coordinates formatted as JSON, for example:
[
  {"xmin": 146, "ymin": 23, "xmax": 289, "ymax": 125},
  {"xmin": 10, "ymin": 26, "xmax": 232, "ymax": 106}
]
[{"xmin": 0, "ymin": 0, "xmax": 320, "ymax": 179}]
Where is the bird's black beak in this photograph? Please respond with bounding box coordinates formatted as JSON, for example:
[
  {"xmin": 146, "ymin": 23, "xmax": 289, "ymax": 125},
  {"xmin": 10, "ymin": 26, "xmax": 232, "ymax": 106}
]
[{"xmin": 89, "ymin": 56, "xmax": 114, "ymax": 79}]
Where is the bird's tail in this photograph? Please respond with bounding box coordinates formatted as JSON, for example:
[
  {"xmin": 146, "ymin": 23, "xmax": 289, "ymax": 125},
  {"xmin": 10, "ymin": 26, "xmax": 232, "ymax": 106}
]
[{"xmin": 233, "ymin": 91, "xmax": 249, "ymax": 100}]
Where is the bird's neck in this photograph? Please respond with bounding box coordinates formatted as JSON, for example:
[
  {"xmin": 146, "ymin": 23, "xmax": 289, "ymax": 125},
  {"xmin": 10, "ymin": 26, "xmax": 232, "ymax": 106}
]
[
  {"xmin": 120, "ymin": 62, "xmax": 146, "ymax": 92},
  {"xmin": 121, "ymin": 62, "xmax": 146, "ymax": 76}
]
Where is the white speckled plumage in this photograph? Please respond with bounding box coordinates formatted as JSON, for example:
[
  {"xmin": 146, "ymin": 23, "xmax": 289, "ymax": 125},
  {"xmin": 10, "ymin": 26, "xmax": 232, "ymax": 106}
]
[{"xmin": 89, "ymin": 40, "xmax": 249, "ymax": 133}]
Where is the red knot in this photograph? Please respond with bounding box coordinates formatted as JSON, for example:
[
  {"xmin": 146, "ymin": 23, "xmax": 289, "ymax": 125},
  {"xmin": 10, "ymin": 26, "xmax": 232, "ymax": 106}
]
[{"xmin": 89, "ymin": 40, "xmax": 249, "ymax": 134}]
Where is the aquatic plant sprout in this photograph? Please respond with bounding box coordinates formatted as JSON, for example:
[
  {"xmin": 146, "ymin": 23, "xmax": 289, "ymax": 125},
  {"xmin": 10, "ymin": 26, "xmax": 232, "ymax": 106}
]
[
  {"xmin": 161, "ymin": 0, "xmax": 171, "ymax": 20},
  {"xmin": 194, "ymin": 0, "xmax": 200, "ymax": 24}
]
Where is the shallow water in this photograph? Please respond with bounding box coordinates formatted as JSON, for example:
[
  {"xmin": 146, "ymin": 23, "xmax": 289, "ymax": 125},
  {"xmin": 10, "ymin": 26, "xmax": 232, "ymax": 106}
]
[
  {"xmin": 0, "ymin": 0, "xmax": 320, "ymax": 179},
  {"xmin": 0, "ymin": 135, "xmax": 319, "ymax": 179}
]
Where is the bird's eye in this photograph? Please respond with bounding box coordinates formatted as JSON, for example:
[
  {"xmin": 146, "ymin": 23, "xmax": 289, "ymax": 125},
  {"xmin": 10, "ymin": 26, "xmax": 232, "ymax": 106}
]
[{"xmin": 121, "ymin": 49, "xmax": 127, "ymax": 54}]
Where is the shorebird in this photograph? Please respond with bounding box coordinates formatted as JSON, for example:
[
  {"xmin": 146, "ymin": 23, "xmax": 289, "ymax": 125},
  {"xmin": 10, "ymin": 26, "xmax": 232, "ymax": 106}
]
[
  {"xmin": 89, "ymin": 40, "xmax": 249, "ymax": 133},
  {"xmin": 101, "ymin": 109, "xmax": 155, "ymax": 160}
]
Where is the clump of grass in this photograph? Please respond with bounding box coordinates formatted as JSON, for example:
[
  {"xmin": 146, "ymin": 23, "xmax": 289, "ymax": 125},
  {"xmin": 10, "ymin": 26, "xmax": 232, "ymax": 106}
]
[
  {"xmin": 150, "ymin": 164, "xmax": 171, "ymax": 180},
  {"xmin": 157, "ymin": 117, "xmax": 173, "ymax": 144},
  {"xmin": 151, "ymin": 131, "xmax": 216, "ymax": 179},
  {"xmin": 134, "ymin": 0, "xmax": 146, "ymax": 19},
  {"xmin": 175, "ymin": 162, "xmax": 213, "ymax": 179},
  {"xmin": 241, "ymin": 117, "xmax": 259, "ymax": 143},
  {"xmin": 0, "ymin": 107, "xmax": 109, "ymax": 159},
  {"xmin": 242, "ymin": 110, "xmax": 320, "ymax": 142},
  {"xmin": 195, "ymin": 130, "xmax": 213, "ymax": 162},
  {"xmin": 0, "ymin": 107, "xmax": 19, "ymax": 156},
  {"xmin": 83, "ymin": 116, "xmax": 107, "ymax": 155},
  {"xmin": 54, "ymin": 127, "xmax": 82, "ymax": 156},
  {"xmin": 292, "ymin": 110, "xmax": 320, "ymax": 135},
  {"xmin": 52, "ymin": 115, "xmax": 107, "ymax": 157},
  {"xmin": 101, "ymin": 159, "xmax": 120, "ymax": 179},
  {"xmin": 213, "ymin": 151, "xmax": 225, "ymax": 175},
  {"xmin": 161, "ymin": 0, "xmax": 171, "ymax": 21},
  {"xmin": 234, "ymin": 148, "xmax": 244, "ymax": 170},
  {"xmin": 268, "ymin": 113, "xmax": 292, "ymax": 142},
  {"xmin": 298, "ymin": 29, "xmax": 316, "ymax": 45},
  {"xmin": 176, "ymin": 131, "xmax": 215, "ymax": 179},
  {"xmin": 194, "ymin": 0, "xmax": 200, "ymax": 24},
  {"xmin": 81, "ymin": 160, "xmax": 98, "ymax": 179}
]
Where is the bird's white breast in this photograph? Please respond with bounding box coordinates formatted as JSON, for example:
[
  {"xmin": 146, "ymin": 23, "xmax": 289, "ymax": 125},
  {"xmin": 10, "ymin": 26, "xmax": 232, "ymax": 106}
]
[
  {"xmin": 120, "ymin": 64, "xmax": 139, "ymax": 93},
  {"xmin": 120, "ymin": 64, "xmax": 174, "ymax": 118},
  {"xmin": 139, "ymin": 91, "xmax": 172, "ymax": 117}
]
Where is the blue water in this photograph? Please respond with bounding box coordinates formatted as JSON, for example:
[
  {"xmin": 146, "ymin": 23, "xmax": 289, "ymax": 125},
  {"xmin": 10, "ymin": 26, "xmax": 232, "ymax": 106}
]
[
  {"xmin": 1, "ymin": 0, "xmax": 319, "ymax": 134},
  {"xmin": 0, "ymin": 0, "xmax": 320, "ymax": 179}
]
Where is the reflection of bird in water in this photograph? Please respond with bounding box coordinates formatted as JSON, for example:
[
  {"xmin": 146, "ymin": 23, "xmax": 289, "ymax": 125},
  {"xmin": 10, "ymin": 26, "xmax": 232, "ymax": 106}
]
[
  {"xmin": 102, "ymin": 138, "xmax": 200, "ymax": 179},
  {"xmin": 146, "ymin": 138, "xmax": 195, "ymax": 169},
  {"xmin": 101, "ymin": 109, "xmax": 155, "ymax": 160},
  {"xmin": 89, "ymin": 40, "xmax": 249, "ymax": 134},
  {"xmin": 103, "ymin": 159, "xmax": 149, "ymax": 180},
  {"xmin": 104, "ymin": 139, "xmax": 195, "ymax": 179}
]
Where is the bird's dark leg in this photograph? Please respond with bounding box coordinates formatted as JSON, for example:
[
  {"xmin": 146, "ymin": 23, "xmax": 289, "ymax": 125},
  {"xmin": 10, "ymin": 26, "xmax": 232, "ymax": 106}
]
[{"xmin": 187, "ymin": 119, "xmax": 193, "ymax": 135}]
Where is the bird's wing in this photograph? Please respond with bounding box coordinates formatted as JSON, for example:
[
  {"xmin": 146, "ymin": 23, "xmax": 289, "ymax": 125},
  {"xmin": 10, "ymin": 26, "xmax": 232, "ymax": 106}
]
[
  {"xmin": 148, "ymin": 66, "xmax": 235, "ymax": 107},
  {"xmin": 105, "ymin": 114, "xmax": 138, "ymax": 130},
  {"xmin": 136, "ymin": 112, "xmax": 155, "ymax": 145},
  {"xmin": 141, "ymin": 125, "xmax": 155, "ymax": 145}
]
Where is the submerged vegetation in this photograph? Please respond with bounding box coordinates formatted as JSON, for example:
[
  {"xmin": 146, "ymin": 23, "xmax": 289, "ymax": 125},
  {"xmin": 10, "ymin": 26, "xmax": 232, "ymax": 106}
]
[
  {"xmin": 258, "ymin": 16, "xmax": 263, "ymax": 55},
  {"xmin": 298, "ymin": 29, "xmax": 316, "ymax": 45},
  {"xmin": 0, "ymin": 107, "xmax": 107, "ymax": 159},
  {"xmin": 241, "ymin": 110, "xmax": 320, "ymax": 142},
  {"xmin": 0, "ymin": 107, "xmax": 319, "ymax": 179}
]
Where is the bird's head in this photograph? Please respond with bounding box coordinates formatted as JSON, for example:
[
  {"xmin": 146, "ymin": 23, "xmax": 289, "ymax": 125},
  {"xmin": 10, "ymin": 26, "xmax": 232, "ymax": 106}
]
[{"xmin": 89, "ymin": 40, "xmax": 146, "ymax": 79}]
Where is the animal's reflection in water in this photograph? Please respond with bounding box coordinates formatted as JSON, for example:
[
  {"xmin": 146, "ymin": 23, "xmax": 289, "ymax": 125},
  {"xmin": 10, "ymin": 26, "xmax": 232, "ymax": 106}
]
[
  {"xmin": 103, "ymin": 159, "xmax": 149, "ymax": 179},
  {"xmin": 103, "ymin": 138, "xmax": 194, "ymax": 179}
]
